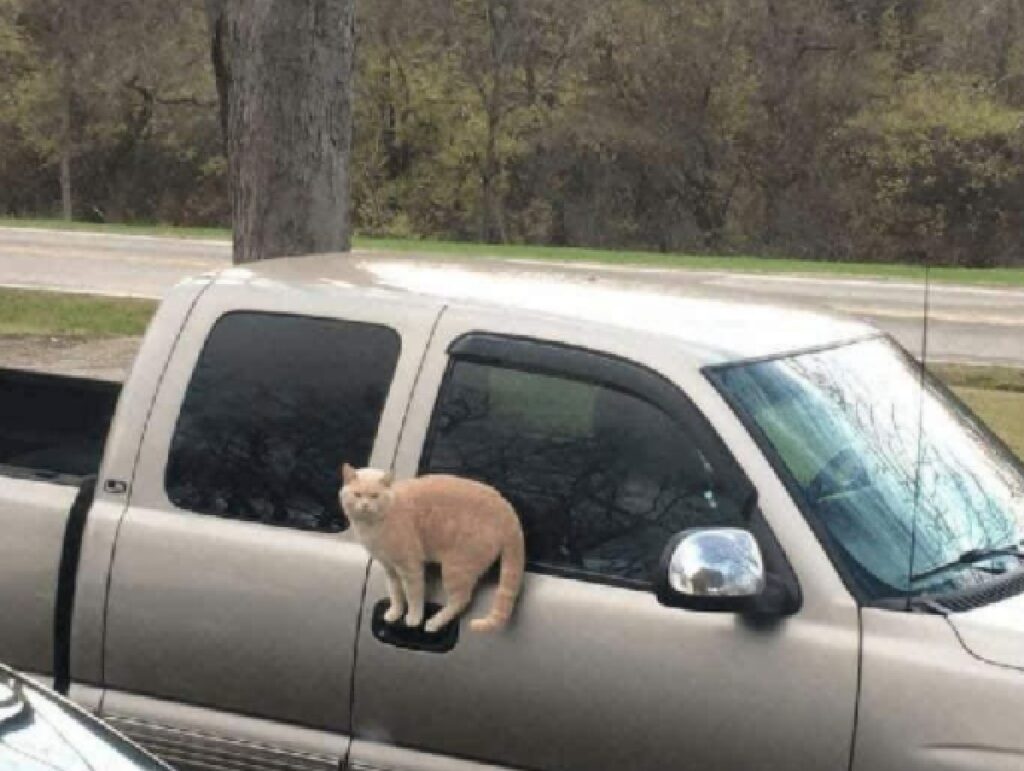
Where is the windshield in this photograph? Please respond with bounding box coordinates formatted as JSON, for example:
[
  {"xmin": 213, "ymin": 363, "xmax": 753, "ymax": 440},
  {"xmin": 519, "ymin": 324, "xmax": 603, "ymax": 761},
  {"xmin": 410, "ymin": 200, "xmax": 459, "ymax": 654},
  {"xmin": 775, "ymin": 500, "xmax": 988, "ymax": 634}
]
[{"xmin": 708, "ymin": 337, "xmax": 1024, "ymax": 603}]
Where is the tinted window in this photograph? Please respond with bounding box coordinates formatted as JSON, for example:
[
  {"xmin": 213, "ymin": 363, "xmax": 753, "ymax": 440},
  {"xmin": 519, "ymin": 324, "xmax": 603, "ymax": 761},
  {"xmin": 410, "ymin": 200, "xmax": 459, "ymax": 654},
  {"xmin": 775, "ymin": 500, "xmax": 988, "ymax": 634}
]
[
  {"xmin": 166, "ymin": 313, "xmax": 400, "ymax": 531},
  {"xmin": 422, "ymin": 357, "xmax": 746, "ymax": 584}
]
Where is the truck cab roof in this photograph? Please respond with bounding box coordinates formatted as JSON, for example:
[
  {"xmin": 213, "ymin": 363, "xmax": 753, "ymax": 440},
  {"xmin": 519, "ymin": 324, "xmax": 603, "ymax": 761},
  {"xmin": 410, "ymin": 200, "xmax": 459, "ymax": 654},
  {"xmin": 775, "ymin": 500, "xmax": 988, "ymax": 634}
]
[{"xmin": 207, "ymin": 252, "xmax": 877, "ymax": 366}]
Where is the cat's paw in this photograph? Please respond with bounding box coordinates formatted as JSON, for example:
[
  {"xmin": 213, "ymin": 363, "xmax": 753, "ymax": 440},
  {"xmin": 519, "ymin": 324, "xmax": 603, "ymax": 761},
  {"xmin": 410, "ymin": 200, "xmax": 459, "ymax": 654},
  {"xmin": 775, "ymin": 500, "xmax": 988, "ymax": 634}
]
[
  {"xmin": 383, "ymin": 605, "xmax": 404, "ymax": 624},
  {"xmin": 403, "ymin": 611, "xmax": 423, "ymax": 628},
  {"xmin": 424, "ymin": 616, "xmax": 445, "ymax": 634},
  {"xmin": 469, "ymin": 617, "xmax": 499, "ymax": 633}
]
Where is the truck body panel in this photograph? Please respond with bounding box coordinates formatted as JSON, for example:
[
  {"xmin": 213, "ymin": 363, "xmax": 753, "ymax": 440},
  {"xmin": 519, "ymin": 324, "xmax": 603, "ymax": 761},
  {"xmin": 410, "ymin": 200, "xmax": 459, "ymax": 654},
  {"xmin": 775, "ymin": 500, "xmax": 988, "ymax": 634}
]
[{"xmin": 0, "ymin": 476, "xmax": 77, "ymax": 674}]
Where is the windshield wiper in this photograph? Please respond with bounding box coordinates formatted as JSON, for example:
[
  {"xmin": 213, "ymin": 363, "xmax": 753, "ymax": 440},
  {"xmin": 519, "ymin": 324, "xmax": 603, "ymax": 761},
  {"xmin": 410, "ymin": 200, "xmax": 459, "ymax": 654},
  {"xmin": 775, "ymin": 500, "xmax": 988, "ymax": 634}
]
[{"xmin": 911, "ymin": 541, "xmax": 1024, "ymax": 583}]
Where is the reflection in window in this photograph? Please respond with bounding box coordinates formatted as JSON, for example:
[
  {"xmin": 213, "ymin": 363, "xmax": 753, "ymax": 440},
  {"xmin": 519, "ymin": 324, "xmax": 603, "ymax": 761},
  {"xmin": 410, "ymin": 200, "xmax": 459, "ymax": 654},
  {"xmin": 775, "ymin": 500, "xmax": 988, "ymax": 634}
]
[
  {"xmin": 422, "ymin": 360, "xmax": 745, "ymax": 584},
  {"xmin": 166, "ymin": 313, "xmax": 400, "ymax": 531},
  {"xmin": 711, "ymin": 338, "xmax": 1024, "ymax": 600}
]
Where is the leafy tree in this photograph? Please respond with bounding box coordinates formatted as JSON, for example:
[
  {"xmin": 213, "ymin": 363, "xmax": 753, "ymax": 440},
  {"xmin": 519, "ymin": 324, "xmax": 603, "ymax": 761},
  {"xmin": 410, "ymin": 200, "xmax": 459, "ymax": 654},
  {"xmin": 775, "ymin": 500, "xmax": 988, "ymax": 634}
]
[{"xmin": 2, "ymin": 0, "xmax": 1024, "ymax": 267}]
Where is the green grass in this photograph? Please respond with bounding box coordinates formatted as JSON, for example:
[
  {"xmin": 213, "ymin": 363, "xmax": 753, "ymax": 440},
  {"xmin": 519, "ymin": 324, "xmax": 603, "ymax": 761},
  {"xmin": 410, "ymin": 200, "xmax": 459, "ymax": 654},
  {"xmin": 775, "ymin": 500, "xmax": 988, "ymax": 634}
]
[
  {"xmin": 954, "ymin": 388, "xmax": 1024, "ymax": 459},
  {"xmin": 931, "ymin": 363, "xmax": 1024, "ymax": 394},
  {"xmin": 3, "ymin": 217, "xmax": 1024, "ymax": 287},
  {"xmin": 934, "ymin": 364, "xmax": 1024, "ymax": 460},
  {"xmin": 0, "ymin": 217, "xmax": 229, "ymax": 240},
  {"xmin": 0, "ymin": 288, "xmax": 157, "ymax": 337}
]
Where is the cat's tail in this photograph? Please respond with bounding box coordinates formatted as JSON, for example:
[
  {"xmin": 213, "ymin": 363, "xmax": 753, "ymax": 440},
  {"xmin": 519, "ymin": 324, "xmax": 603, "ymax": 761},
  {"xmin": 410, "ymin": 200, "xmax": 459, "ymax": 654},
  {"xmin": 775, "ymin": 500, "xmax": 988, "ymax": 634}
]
[{"xmin": 470, "ymin": 524, "xmax": 525, "ymax": 633}]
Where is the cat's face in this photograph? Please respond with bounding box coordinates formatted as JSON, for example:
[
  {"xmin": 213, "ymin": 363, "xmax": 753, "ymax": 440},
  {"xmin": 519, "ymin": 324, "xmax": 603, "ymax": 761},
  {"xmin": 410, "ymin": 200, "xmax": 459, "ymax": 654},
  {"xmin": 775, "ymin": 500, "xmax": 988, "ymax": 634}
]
[{"xmin": 339, "ymin": 464, "xmax": 395, "ymax": 523}]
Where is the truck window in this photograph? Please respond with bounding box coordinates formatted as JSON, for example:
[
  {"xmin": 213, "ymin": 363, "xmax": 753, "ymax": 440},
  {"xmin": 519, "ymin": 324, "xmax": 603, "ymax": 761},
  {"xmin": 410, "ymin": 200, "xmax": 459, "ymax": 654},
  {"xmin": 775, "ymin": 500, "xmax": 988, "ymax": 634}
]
[
  {"xmin": 420, "ymin": 350, "xmax": 748, "ymax": 586},
  {"xmin": 166, "ymin": 312, "xmax": 400, "ymax": 532},
  {"xmin": 0, "ymin": 369, "xmax": 120, "ymax": 482}
]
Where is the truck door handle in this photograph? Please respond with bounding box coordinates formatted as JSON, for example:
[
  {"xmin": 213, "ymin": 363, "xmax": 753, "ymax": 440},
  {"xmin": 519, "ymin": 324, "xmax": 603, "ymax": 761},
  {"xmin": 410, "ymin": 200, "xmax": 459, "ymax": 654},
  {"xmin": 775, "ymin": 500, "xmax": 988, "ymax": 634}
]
[{"xmin": 370, "ymin": 600, "xmax": 459, "ymax": 653}]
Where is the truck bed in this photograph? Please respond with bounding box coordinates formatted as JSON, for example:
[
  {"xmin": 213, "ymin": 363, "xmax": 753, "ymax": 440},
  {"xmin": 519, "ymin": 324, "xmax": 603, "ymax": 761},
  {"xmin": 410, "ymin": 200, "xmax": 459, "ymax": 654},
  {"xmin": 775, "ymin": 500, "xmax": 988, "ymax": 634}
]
[{"xmin": 0, "ymin": 368, "xmax": 120, "ymax": 483}]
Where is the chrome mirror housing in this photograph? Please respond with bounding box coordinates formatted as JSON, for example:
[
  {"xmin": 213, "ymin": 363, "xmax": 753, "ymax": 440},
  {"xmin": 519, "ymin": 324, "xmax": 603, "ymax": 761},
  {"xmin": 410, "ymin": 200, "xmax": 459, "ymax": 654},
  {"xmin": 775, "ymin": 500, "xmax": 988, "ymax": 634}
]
[{"xmin": 656, "ymin": 528, "xmax": 767, "ymax": 612}]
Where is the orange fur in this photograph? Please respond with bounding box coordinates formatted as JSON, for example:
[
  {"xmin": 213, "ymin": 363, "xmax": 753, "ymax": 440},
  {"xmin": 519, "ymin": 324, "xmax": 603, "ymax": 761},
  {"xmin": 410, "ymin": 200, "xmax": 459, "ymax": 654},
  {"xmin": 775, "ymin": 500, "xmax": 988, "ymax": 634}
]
[{"xmin": 339, "ymin": 464, "xmax": 525, "ymax": 633}]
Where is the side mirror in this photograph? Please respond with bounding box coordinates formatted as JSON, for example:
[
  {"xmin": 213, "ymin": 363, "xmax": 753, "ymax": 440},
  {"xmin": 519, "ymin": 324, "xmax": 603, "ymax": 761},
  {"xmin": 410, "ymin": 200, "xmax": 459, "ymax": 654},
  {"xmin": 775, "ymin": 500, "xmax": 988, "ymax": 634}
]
[{"xmin": 656, "ymin": 528, "xmax": 771, "ymax": 613}]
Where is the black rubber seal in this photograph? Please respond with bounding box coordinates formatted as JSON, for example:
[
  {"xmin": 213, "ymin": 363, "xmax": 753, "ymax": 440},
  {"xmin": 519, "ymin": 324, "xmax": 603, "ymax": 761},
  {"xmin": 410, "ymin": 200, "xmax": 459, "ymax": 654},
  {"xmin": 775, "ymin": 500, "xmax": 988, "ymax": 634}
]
[{"xmin": 53, "ymin": 475, "xmax": 97, "ymax": 694}]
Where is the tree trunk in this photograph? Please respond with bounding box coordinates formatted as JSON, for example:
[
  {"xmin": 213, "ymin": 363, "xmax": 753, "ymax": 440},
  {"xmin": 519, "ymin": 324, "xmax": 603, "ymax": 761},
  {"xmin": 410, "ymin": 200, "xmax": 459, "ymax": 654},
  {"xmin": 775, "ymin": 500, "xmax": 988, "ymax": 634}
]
[
  {"xmin": 59, "ymin": 40, "xmax": 73, "ymax": 220},
  {"xmin": 206, "ymin": 0, "xmax": 355, "ymax": 263},
  {"xmin": 59, "ymin": 130, "xmax": 72, "ymax": 222},
  {"xmin": 478, "ymin": 100, "xmax": 506, "ymax": 244}
]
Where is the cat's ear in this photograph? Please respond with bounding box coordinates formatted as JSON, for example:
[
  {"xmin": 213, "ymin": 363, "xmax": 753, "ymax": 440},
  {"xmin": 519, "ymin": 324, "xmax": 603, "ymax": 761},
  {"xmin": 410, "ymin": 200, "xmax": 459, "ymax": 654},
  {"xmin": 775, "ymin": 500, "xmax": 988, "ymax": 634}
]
[
  {"xmin": 380, "ymin": 471, "xmax": 394, "ymax": 487},
  {"xmin": 340, "ymin": 463, "xmax": 357, "ymax": 484}
]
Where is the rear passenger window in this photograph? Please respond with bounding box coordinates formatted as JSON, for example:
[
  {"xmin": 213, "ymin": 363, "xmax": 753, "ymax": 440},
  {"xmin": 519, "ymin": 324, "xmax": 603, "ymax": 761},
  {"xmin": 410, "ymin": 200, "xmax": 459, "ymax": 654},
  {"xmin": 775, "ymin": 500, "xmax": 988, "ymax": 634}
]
[
  {"xmin": 421, "ymin": 349, "xmax": 748, "ymax": 585},
  {"xmin": 166, "ymin": 312, "xmax": 400, "ymax": 531}
]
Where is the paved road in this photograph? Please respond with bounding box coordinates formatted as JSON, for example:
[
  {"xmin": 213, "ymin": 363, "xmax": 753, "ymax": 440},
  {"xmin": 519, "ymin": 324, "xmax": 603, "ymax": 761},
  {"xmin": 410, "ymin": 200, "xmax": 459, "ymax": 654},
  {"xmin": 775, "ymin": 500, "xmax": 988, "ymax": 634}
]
[{"xmin": 1, "ymin": 226, "xmax": 1022, "ymax": 366}]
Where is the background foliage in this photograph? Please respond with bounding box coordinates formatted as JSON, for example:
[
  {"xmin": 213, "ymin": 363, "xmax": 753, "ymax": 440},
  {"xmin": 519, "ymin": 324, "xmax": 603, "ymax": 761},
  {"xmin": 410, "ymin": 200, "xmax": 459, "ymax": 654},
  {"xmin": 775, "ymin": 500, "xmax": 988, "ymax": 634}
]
[{"xmin": 2, "ymin": 0, "xmax": 1023, "ymax": 265}]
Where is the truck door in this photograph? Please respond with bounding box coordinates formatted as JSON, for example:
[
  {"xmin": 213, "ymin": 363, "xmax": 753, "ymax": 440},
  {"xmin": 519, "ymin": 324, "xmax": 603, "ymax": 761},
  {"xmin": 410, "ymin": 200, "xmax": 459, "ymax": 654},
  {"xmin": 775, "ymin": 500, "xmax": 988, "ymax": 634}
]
[
  {"xmin": 349, "ymin": 308, "xmax": 861, "ymax": 771},
  {"xmin": 100, "ymin": 284, "xmax": 441, "ymax": 771}
]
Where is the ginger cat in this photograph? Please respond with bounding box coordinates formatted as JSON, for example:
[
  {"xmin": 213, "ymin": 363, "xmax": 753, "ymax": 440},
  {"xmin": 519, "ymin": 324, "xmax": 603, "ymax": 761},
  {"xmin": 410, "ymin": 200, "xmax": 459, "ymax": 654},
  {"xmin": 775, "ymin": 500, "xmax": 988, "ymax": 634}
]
[{"xmin": 339, "ymin": 464, "xmax": 526, "ymax": 633}]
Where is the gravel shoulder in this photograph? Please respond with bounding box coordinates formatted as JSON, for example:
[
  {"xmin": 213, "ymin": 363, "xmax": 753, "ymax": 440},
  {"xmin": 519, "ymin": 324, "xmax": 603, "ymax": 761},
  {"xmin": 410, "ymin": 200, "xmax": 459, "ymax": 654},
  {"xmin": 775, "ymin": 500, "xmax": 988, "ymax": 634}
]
[{"xmin": 0, "ymin": 335, "xmax": 141, "ymax": 381}]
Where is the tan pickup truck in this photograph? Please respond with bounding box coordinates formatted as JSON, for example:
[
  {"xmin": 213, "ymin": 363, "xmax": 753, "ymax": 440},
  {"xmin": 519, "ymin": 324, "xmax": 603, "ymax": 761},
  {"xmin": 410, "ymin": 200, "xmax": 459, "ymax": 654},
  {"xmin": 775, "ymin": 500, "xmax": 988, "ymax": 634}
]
[{"xmin": 2, "ymin": 255, "xmax": 1022, "ymax": 771}]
